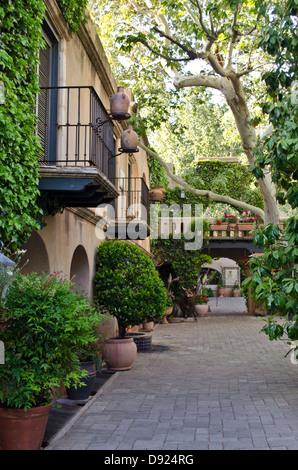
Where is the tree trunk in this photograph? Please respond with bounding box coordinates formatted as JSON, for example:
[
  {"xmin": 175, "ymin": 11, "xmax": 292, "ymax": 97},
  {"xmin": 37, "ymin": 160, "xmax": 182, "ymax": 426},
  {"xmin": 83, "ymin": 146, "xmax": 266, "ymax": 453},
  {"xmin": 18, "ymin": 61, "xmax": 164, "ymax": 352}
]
[
  {"xmin": 225, "ymin": 77, "xmax": 280, "ymax": 225},
  {"xmin": 174, "ymin": 74, "xmax": 281, "ymax": 225}
]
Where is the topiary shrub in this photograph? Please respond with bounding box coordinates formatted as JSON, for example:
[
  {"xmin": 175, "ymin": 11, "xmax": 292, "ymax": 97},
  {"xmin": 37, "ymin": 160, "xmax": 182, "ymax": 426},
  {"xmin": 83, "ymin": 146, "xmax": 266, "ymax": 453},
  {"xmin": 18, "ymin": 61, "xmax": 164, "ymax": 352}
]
[{"xmin": 94, "ymin": 240, "xmax": 167, "ymax": 338}]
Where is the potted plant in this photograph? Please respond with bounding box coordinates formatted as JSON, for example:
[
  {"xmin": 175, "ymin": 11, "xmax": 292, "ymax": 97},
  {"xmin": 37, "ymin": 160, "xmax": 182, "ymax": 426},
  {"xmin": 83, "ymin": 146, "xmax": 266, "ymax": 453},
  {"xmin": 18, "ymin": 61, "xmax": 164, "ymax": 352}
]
[
  {"xmin": 232, "ymin": 282, "xmax": 241, "ymax": 297},
  {"xmin": 218, "ymin": 217, "xmax": 228, "ymax": 231},
  {"xmin": 0, "ymin": 273, "xmax": 103, "ymax": 450},
  {"xmin": 218, "ymin": 278, "xmax": 225, "ymax": 296},
  {"xmin": 223, "ymin": 213, "xmax": 238, "ymax": 228},
  {"xmin": 94, "ymin": 240, "xmax": 167, "ymax": 370},
  {"xmin": 238, "ymin": 211, "xmax": 255, "ymax": 231},
  {"xmin": 194, "ymin": 289, "xmax": 209, "ymax": 317},
  {"xmin": 66, "ymin": 332, "xmax": 103, "ymax": 401}
]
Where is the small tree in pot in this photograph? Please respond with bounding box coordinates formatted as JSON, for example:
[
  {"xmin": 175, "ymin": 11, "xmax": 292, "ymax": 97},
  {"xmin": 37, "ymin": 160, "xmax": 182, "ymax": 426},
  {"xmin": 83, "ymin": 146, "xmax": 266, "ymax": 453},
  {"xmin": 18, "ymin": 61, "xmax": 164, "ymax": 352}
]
[
  {"xmin": 94, "ymin": 240, "xmax": 167, "ymax": 370},
  {"xmin": 0, "ymin": 272, "xmax": 104, "ymax": 450}
]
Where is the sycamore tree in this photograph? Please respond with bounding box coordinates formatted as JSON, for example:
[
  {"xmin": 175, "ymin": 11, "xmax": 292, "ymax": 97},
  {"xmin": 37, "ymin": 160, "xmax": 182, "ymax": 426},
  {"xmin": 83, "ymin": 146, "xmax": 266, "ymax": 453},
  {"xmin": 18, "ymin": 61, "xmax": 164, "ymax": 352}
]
[
  {"xmin": 89, "ymin": 0, "xmax": 290, "ymax": 223},
  {"xmin": 242, "ymin": 0, "xmax": 298, "ymax": 353}
]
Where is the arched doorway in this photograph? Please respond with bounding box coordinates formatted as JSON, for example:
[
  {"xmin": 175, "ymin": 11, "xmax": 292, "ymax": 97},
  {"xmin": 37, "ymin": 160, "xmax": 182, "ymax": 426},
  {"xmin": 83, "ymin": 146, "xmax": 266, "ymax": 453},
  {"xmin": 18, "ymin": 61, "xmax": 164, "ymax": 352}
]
[
  {"xmin": 70, "ymin": 245, "xmax": 90, "ymax": 296},
  {"xmin": 20, "ymin": 231, "xmax": 50, "ymax": 275}
]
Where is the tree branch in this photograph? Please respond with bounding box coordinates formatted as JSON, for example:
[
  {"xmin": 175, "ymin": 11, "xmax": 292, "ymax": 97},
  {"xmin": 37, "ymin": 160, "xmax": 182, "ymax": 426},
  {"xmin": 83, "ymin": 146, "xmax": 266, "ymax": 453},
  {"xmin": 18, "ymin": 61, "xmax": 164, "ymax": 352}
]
[
  {"xmin": 139, "ymin": 142, "xmax": 265, "ymax": 217},
  {"xmin": 172, "ymin": 73, "xmax": 223, "ymax": 91},
  {"xmin": 153, "ymin": 26, "xmax": 201, "ymax": 60}
]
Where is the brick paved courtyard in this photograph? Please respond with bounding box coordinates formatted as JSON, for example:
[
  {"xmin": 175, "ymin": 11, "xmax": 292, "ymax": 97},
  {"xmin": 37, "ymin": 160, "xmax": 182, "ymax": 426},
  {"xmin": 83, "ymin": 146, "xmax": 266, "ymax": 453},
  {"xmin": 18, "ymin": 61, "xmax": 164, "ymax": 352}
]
[{"xmin": 47, "ymin": 312, "xmax": 298, "ymax": 450}]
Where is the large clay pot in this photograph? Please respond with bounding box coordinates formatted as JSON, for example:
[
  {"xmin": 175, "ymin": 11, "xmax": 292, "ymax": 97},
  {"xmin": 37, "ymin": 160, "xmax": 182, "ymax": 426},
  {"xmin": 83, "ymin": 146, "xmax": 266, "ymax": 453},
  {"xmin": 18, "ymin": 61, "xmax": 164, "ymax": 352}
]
[
  {"xmin": 142, "ymin": 321, "xmax": 154, "ymax": 331},
  {"xmin": 149, "ymin": 186, "xmax": 166, "ymax": 201},
  {"xmin": 102, "ymin": 337, "xmax": 137, "ymax": 371},
  {"xmin": 66, "ymin": 361, "xmax": 97, "ymax": 401},
  {"xmin": 0, "ymin": 403, "xmax": 52, "ymax": 450},
  {"xmin": 120, "ymin": 125, "xmax": 138, "ymax": 152},
  {"xmin": 195, "ymin": 303, "xmax": 208, "ymax": 317},
  {"xmin": 110, "ymin": 86, "xmax": 130, "ymax": 119}
]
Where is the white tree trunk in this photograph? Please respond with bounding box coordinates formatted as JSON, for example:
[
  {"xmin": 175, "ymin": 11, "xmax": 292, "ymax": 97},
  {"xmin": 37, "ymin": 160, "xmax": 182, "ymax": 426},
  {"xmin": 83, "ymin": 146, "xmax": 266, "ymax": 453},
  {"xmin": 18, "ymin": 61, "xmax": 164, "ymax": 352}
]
[{"xmin": 173, "ymin": 74, "xmax": 281, "ymax": 224}]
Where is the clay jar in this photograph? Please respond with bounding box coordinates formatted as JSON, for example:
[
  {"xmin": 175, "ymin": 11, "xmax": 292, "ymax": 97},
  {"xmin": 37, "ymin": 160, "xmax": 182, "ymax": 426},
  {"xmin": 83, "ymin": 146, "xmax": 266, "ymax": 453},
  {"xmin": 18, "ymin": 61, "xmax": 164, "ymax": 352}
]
[
  {"xmin": 102, "ymin": 337, "xmax": 137, "ymax": 371},
  {"xmin": 195, "ymin": 304, "xmax": 208, "ymax": 317},
  {"xmin": 0, "ymin": 403, "xmax": 52, "ymax": 450},
  {"xmin": 120, "ymin": 125, "xmax": 138, "ymax": 151},
  {"xmin": 110, "ymin": 86, "xmax": 130, "ymax": 118}
]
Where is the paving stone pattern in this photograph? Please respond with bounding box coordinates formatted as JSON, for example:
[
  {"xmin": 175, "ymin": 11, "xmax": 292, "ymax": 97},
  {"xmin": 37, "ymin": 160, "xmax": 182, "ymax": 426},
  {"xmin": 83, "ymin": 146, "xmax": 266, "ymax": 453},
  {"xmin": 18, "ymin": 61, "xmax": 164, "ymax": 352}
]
[{"xmin": 47, "ymin": 311, "xmax": 298, "ymax": 450}]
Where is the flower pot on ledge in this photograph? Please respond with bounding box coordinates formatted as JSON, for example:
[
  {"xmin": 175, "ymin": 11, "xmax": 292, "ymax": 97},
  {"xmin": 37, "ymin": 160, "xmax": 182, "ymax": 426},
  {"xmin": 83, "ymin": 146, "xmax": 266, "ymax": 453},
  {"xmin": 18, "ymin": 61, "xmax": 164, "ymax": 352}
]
[
  {"xmin": 195, "ymin": 303, "xmax": 208, "ymax": 316},
  {"xmin": 232, "ymin": 289, "xmax": 241, "ymax": 297},
  {"xmin": 210, "ymin": 224, "xmax": 228, "ymax": 231},
  {"xmin": 238, "ymin": 223, "xmax": 254, "ymax": 231}
]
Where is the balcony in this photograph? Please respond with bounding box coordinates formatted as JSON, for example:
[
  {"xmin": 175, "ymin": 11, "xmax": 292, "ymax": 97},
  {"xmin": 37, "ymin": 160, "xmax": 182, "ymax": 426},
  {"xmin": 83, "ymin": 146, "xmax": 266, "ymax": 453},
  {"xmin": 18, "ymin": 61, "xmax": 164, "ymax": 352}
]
[
  {"xmin": 37, "ymin": 86, "xmax": 119, "ymax": 207},
  {"xmin": 105, "ymin": 177, "xmax": 150, "ymax": 240}
]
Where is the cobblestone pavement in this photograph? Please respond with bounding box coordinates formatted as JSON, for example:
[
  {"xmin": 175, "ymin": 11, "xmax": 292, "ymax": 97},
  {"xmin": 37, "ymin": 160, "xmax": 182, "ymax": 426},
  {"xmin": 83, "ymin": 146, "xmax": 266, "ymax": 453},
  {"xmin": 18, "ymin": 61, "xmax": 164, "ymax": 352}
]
[{"xmin": 47, "ymin": 311, "xmax": 298, "ymax": 450}]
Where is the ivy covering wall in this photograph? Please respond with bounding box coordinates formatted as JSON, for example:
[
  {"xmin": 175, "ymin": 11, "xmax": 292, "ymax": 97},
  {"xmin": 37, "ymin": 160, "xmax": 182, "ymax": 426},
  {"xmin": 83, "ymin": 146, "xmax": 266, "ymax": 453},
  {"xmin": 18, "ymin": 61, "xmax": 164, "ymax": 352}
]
[
  {"xmin": 0, "ymin": 0, "xmax": 88, "ymax": 252},
  {"xmin": 0, "ymin": 0, "xmax": 45, "ymax": 251}
]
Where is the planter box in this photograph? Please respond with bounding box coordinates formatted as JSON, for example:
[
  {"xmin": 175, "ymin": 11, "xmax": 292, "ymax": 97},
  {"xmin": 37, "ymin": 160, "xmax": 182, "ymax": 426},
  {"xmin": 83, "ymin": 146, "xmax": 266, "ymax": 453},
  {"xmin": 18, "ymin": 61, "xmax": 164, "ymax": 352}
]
[
  {"xmin": 238, "ymin": 223, "xmax": 254, "ymax": 231},
  {"xmin": 210, "ymin": 224, "xmax": 228, "ymax": 230}
]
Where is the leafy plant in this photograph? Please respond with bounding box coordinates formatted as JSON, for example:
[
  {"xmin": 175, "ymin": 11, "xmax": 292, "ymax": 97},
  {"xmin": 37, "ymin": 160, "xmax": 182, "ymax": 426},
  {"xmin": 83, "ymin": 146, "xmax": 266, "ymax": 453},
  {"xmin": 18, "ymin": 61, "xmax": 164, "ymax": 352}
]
[
  {"xmin": 94, "ymin": 240, "xmax": 167, "ymax": 338},
  {"xmin": 151, "ymin": 234, "xmax": 212, "ymax": 299},
  {"xmin": 0, "ymin": 0, "xmax": 90, "ymax": 251},
  {"xmin": 0, "ymin": 273, "xmax": 104, "ymax": 410}
]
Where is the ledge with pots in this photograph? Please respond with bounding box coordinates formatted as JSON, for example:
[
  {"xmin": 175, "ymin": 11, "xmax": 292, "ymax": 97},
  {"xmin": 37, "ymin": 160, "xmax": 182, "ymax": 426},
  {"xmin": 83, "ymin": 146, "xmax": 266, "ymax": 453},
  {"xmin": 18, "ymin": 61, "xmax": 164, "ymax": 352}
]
[{"xmin": 209, "ymin": 222, "xmax": 259, "ymax": 239}]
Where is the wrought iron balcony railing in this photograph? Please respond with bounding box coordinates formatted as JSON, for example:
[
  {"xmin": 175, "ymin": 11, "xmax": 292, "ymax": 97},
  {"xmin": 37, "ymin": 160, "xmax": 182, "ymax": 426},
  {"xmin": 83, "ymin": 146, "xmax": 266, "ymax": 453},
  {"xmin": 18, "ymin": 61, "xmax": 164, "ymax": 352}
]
[
  {"xmin": 111, "ymin": 177, "xmax": 150, "ymax": 226},
  {"xmin": 38, "ymin": 86, "xmax": 116, "ymax": 181}
]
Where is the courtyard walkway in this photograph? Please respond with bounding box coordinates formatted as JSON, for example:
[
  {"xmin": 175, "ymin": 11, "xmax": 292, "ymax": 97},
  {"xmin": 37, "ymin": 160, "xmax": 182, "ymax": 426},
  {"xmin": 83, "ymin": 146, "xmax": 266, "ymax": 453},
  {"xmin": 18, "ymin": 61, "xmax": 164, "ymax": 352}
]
[{"xmin": 46, "ymin": 305, "xmax": 298, "ymax": 451}]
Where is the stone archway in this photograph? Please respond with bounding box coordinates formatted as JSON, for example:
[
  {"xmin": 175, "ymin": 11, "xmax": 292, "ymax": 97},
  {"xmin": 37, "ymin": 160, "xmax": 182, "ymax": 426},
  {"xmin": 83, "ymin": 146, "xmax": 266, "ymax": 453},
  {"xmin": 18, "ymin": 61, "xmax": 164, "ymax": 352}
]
[
  {"xmin": 70, "ymin": 245, "xmax": 90, "ymax": 296},
  {"xmin": 20, "ymin": 231, "xmax": 50, "ymax": 275}
]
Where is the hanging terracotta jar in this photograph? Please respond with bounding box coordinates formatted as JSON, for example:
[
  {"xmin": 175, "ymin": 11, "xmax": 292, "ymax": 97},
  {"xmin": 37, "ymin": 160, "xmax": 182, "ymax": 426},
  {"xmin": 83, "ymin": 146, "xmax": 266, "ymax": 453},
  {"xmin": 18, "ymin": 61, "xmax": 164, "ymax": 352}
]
[
  {"xmin": 149, "ymin": 186, "xmax": 166, "ymax": 201},
  {"xmin": 110, "ymin": 86, "xmax": 130, "ymax": 119},
  {"xmin": 120, "ymin": 125, "xmax": 138, "ymax": 151}
]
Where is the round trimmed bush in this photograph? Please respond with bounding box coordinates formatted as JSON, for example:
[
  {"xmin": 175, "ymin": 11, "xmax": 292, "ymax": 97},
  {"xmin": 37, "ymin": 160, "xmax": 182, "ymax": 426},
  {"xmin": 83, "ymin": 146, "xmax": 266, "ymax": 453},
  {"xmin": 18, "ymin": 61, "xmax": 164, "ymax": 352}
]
[{"xmin": 94, "ymin": 240, "xmax": 167, "ymax": 338}]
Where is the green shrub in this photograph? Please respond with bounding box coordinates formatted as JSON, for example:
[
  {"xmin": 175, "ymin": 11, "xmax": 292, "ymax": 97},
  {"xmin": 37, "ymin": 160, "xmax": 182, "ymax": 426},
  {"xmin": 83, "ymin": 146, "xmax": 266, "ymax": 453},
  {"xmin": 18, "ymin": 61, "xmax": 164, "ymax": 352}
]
[
  {"xmin": 94, "ymin": 240, "xmax": 167, "ymax": 338},
  {"xmin": 0, "ymin": 273, "xmax": 103, "ymax": 410}
]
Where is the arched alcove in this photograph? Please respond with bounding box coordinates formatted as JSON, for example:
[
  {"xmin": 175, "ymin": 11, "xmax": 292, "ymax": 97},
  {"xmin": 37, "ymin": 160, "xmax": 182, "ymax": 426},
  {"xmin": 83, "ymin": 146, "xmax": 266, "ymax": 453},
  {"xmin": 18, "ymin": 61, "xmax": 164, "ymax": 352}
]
[
  {"xmin": 70, "ymin": 245, "xmax": 90, "ymax": 296},
  {"xmin": 20, "ymin": 231, "xmax": 50, "ymax": 275}
]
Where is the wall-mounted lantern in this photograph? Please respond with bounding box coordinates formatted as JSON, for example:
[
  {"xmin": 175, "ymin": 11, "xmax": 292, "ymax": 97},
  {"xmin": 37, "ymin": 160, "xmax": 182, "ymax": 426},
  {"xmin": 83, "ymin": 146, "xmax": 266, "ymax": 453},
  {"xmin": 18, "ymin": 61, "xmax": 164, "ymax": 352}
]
[{"xmin": 180, "ymin": 189, "xmax": 186, "ymax": 199}]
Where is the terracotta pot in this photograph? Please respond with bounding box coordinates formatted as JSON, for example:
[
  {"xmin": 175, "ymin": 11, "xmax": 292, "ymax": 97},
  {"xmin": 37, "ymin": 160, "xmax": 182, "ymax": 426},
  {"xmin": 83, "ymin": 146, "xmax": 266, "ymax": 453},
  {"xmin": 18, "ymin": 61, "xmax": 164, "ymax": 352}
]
[
  {"xmin": 232, "ymin": 289, "xmax": 241, "ymax": 297},
  {"xmin": 238, "ymin": 223, "xmax": 254, "ymax": 231},
  {"xmin": 149, "ymin": 186, "xmax": 166, "ymax": 201},
  {"xmin": 0, "ymin": 403, "xmax": 52, "ymax": 450},
  {"xmin": 195, "ymin": 303, "xmax": 208, "ymax": 316},
  {"xmin": 162, "ymin": 307, "xmax": 173, "ymax": 324},
  {"xmin": 209, "ymin": 224, "xmax": 228, "ymax": 231},
  {"xmin": 218, "ymin": 287, "xmax": 225, "ymax": 296},
  {"xmin": 120, "ymin": 125, "xmax": 138, "ymax": 151},
  {"xmin": 142, "ymin": 321, "xmax": 154, "ymax": 331},
  {"xmin": 102, "ymin": 337, "xmax": 137, "ymax": 371},
  {"xmin": 110, "ymin": 86, "xmax": 130, "ymax": 119}
]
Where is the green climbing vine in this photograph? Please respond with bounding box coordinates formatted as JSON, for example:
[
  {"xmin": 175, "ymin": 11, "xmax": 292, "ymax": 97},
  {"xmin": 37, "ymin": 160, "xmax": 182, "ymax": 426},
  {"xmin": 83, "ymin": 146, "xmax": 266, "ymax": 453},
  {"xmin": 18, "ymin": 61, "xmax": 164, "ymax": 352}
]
[
  {"xmin": 0, "ymin": 0, "xmax": 89, "ymax": 253},
  {"xmin": 151, "ymin": 234, "xmax": 212, "ymax": 299}
]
